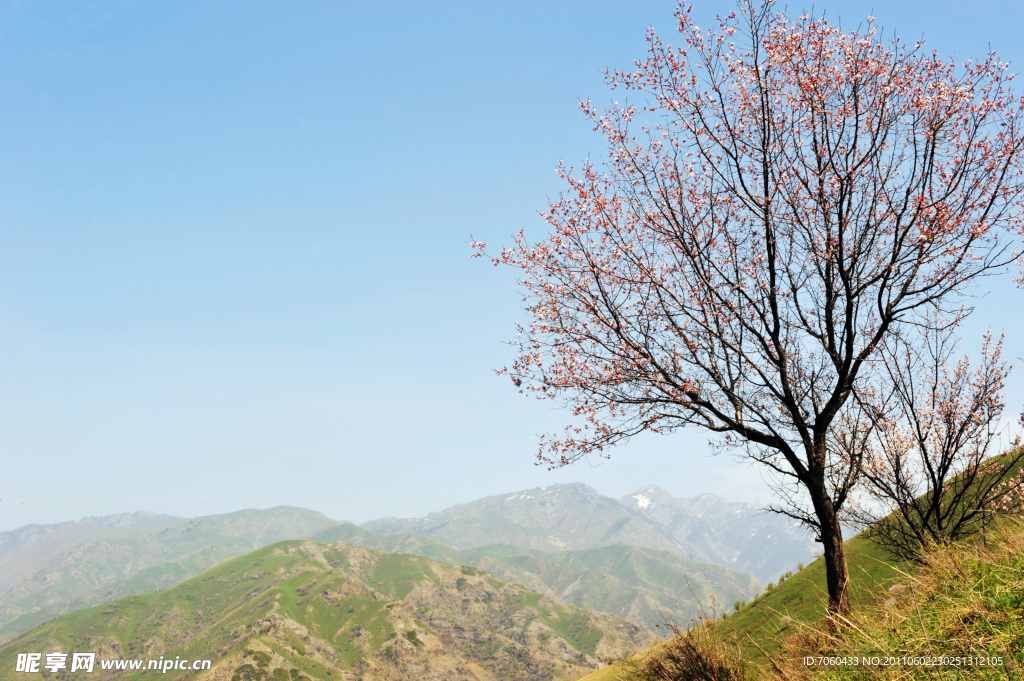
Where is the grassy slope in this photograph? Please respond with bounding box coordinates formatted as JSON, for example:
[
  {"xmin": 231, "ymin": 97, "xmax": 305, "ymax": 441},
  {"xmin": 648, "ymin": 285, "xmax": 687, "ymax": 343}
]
[
  {"xmin": 716, "ymin": 530, "xmax": 910, "ymax": 662},
  {"xmin": 792, "ymin": 520, "xmax": 1024, "ymax": 679},
  {"xmin": 580, "ymin": 450, "xmax": 1024, "ymax": 681},
  {"xmin": 578, "ymin": 530, "xmax": 911, "ymax": 681}
]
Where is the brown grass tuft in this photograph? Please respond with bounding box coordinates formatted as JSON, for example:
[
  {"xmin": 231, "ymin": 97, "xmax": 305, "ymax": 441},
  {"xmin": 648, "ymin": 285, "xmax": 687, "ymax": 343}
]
[{"xmin": 626, "ymin": 620, "xmax": 751, "ymax": 681}]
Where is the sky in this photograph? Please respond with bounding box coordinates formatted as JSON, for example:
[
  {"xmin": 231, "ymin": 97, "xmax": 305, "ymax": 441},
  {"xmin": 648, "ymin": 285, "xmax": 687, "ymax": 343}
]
[{"xmin": 2, "ymin": 0, "xmax": 1024, "ymax": 532}]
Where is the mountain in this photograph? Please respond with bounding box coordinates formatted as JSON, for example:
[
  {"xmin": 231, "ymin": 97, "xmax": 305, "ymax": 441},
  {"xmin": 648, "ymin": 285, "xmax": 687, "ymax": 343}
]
[
  {"xmin": 363, "ymin": 484, "xmax": 677, "ymax": 554},
  {"xmin": 0, "ymin": 484, "xmax": 810, "ymax": 644},
  {"xmin": 0, "ymin": 507, "xmax": 337, "ymax": 643},
  {"xmin": 363, "ymin": 484, "xmax": 814, "ymax": 582},
  {"xmin": 619, "ymin": 486, "xmax": 815, "ymax": 582},
  {"xmin": 313, "ymin": 524, "xmax": 761, "ymax": 632},
  {"xmin": 0, "ymin": 540, "xmax": 652, "ymax": 681},
  {"xmin": 0, "ymin": 512, "xmax": 182, "ymax": 594}
]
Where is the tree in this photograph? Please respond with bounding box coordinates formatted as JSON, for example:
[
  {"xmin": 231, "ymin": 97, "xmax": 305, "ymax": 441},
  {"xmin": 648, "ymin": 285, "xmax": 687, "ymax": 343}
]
[
  {"xmin": 474, "ymin": 0, "xmax": 1024, "ymax": 621},
  {"xmin": 844, "ymin": 327, "xmax": 1024, "ymax": 561}
]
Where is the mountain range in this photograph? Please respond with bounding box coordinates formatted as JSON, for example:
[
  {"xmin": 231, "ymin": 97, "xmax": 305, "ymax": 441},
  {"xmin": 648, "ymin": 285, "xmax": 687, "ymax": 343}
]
[
  {"xmin": 0, "ymin": 540, "xmax": 653, "ymax": 681},
  {"xmin": 0, "ymin": 507, "xmax": 336, "ymax": 642},
  {"xmin": 0, "ymin": 484, "xmax": 813, "ymax": 643},
  {"xmin": 314, "ymin": 524, "xmax": 759, "ymax": 632},
  {"xmin": 364, "ymin": 483, "xmax": 815, "ymax": 582}
]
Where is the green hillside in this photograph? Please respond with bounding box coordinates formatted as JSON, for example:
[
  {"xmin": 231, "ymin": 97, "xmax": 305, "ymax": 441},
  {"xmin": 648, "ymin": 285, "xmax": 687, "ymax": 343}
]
[
  {"xmin": 715, "ymin": 450, "xmax": 1024, "ymax": 672},
  {"xmin": 714, "ymin": 529, "xmax": 910, "ymax": 663},
  {"xmin": 314, "ymin": 524, "xmax": 761, "ymax": 632},
  {"xmin": 0, "ymin": 540, "xmax": 652, "ymax": 681},
  {"xmin": 576, "ymin": 528, "xmax": 907, "ymax": 681},
  {"xmin": 580, "ymin": 524, "xmax": 1024, "ymax": 681}
]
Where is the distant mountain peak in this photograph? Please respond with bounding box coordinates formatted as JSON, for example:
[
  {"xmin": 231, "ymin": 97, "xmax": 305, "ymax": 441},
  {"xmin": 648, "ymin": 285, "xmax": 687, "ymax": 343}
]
[
  {"xmin": 527, "ymin": 482, "xmax": 599, "ymax": 495},
  {"xmin": 624, "ymin": 484, "xmax": 674, "ymax": 499}
]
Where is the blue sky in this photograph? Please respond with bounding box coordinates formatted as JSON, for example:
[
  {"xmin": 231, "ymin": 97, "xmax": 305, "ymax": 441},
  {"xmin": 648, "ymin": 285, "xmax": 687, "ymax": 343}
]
[{"xmin": 2, "ymin": 0, "xmax": 1023, "ymax": 531}]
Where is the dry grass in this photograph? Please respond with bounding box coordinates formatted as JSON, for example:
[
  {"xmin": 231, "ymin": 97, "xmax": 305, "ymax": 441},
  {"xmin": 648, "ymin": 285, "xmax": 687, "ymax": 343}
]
[
  {"xmin": 775, "ymin": 518, "xmax": 1024, "ymax": 680},
  {"xmin": 624, "ymin": 619, "xmax": 751, "ymax": 681},
  {"xmin": 602, "ymin": 519, "xmax": 1024, "ymax": 681}
]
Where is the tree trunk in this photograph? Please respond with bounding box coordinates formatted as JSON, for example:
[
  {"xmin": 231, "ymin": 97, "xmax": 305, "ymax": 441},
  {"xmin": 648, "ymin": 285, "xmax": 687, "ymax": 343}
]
[
  {"xmin": 806, "ymin": 462, "xmax": 851, "ymax": 624},
  {"xmin": 817, "ymin": 497, "xmax": 851, "ymax": 625}
]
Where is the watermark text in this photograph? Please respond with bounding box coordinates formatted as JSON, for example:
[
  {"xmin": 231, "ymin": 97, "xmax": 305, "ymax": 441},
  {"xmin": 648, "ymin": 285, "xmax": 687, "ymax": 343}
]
[{"xmin": 15, "ymin": 652, "xmax": 212, "ymax": 674}]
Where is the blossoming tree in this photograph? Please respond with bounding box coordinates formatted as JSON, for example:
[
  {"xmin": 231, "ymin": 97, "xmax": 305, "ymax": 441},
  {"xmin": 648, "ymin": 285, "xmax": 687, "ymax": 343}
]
[
  {"xmin": 844, "ymin": 328, "xmax": 1024, "ymax": 561},
  {"xmin": 476, "ymin": 0, "xmax": 1024, "ymax": 619}
]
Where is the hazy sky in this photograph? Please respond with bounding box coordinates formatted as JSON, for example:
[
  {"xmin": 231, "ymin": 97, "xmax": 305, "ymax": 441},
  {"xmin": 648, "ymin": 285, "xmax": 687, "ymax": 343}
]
[{"xmin": 3, "ymin": 0, "xmax": 1023, "ymax": 531}]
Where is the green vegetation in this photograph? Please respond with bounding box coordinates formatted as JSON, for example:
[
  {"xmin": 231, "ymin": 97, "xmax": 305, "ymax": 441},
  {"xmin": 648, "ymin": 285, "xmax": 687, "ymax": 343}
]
[
  {"xmin": 0, "ymin": 540, "xmax": 650, "ymax": 681},
  {"xmin": 545, "ymin": 610, "xmax": 603, "ymax": 657},
  {"xmin": 369, "ymin": 553, "xmax": 437, "ymax": 600},
  {"xmin": 581, "ymin": 521, "xmax": 1024, "ymax": 679}
]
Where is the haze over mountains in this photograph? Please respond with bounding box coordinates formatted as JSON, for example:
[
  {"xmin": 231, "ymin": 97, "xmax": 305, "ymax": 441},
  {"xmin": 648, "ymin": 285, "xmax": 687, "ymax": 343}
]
[
  {"xmin": 364, "ymin": 483, "xmax": 815, "ymax": 582},
  {"xmin": 0, "ymin": 508, "xmax": 336, "ymax": 642},
  {"xmin": 0, "ymin": 483, "xmax": 812, "ymax": 644}
]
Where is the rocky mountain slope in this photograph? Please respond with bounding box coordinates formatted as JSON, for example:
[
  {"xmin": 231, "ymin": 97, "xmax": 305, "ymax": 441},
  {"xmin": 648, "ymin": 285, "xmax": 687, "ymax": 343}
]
[
  {"xmin": 363, "ymin": 484, "xmax": 814, "ymax": 582},
  {"xmin": 314, "ymin": 524, "xmax": 761, "ymax": 632},
  {"xmin": 0, "ymin": 541, "xmax": 652, "ymax": 681},
  {"xmin": 619, "ymin": 486, "xmax": 814, "ymax": 582}
]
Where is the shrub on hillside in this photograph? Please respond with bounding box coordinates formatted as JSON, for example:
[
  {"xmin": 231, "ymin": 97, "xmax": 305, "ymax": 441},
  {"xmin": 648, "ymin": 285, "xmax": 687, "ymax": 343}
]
[
  {"xmin": 844, "ymin": 328, "xmax": 1024, "ymax": 563},
  {"xmin": 627, "ymin": 620, "xmax": 749, "ymax": 681}
]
